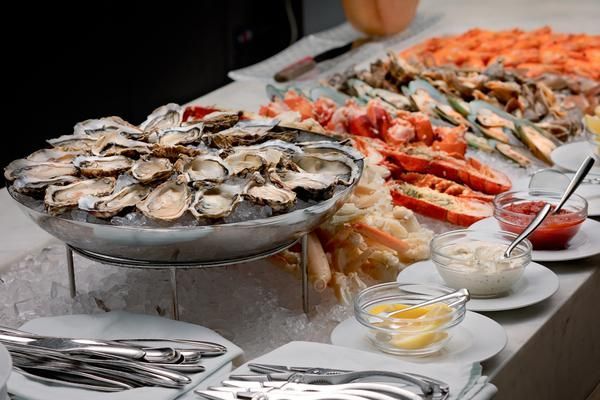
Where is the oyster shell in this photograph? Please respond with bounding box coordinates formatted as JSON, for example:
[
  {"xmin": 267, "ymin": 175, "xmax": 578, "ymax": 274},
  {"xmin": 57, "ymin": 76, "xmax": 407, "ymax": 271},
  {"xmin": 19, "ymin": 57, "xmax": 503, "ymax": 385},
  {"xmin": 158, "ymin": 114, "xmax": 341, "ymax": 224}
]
[
  {"xmin": 91, "ymin": 132, "xmax": 152, "ymax": 157},
  {"xmin": 199, "ymin": 111, "xmax": 241, "ymax": 132},
  {"xmin": 74, "ymin": 116, "xmax": 144, "ymax": 139},
  {"xmin": 47, "ymin": 134, "xmax": 97, "ymax": 151},
  {"xmin": 150, "ymin": 144, "xmax": 201, "ymax": 161},
  {"xmin": 270, "ymin": 169, "xmax": 337, "ymax": 198},
  {"xmin": 293, "ymin": 152, "xmax": 358, "ymax": 185},
  {"xmin": 13, "ymin": 175, "xmax": 80, "ymax": 194},
  {"xmin": 137, "ymin": 179, "xmax": 191, "ymax": 221},
  {"xmin": 207, "ymin": 126, "xmax": 294, "ymax": 148},
  {"xmin": 131, "ymin": 157, "xmax": 173, "ymax": 183},
  {"xmin": 26, "ymin": 148, "xmax": 81, "ymax": 163},
  {"xmin": 79, "ymin": 184, "xmax": 150, "ymax": 218},
  {"xmin": 45, "ymin": 177, "xmax": 116, "ymax": 215},
  {"xmin": 175, "ymin": 154, "xmax": 229, "ymax": 182},
  {"xmin": 223, "ymin": 150, "xmax": 267, "ymax": 175},
  {"xmin": 5, "ymin": 160, "xmax": 77, "ymax": 182},
  {"xmin": 148, "ymin": 122, "xmax": 204, "ymax": 146},
  {"xmin": 245, "ymin": 179, "xmax": 296, "ymax": 212},
  {"xmin": 189, "ymin": 181, "xmax": 245, "ymax": 219},
  {"xmin": 139, "ymin": 103, "xmax": 182, "ymax": 132},
  {"xmin": 476, "ymin": 108, "xmax": 515, "ymax": 130},
  {"xmin": 73, "ymin": 155, "xmax": 133, "ymax": 177}
]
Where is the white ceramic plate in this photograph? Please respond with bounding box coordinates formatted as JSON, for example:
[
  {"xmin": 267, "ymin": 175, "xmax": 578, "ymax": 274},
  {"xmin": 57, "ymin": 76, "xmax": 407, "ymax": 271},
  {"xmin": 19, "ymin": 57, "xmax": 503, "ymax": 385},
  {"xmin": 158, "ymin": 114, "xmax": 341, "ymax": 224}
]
[
  {"xmin": 331, "ymin": 311, "xmax": 506, "ymax": 365},
  {"xmin": 469, "ymin": 217, "xmax": 600, "ymax": 262},
  {"xmin": 397, "ymin": 260, "xmax": 559, "ymax": 312},
  {"xmin": 550, "ymin": 141, "xmax": 600, "ymax": 175},
  {"xmin": 512, "ymin": 175, "xmax": 600, "ymax": 217}
]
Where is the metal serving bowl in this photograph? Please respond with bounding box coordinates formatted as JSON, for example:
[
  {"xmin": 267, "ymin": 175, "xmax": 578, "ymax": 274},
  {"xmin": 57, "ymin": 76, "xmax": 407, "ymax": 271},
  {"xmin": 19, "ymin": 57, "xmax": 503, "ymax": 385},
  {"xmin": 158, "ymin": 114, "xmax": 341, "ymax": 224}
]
[{"xmin": 8, "ymin": 133, "xmax": 364, "ymax": 264}]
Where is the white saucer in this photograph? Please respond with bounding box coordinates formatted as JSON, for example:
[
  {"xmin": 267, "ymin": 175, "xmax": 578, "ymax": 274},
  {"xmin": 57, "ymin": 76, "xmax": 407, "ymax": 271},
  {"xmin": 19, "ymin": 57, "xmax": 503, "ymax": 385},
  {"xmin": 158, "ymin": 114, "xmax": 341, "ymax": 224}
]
[
  {"xmin": 331, "ymin": 312, "xmax": 506, "ymax": 365},
  {"xmin": 512, "ymin": 175, "xmax": 600, "ymax": 217},
  {"xmin": 469, "ymin": 217, "xmax": 600, "ymax": 262},
  {"xmin": 550, "ymin": 141, "xmax": 600, "ymax": 175},
  {"xmin": 397, "ymin": 260, "xmax": 559, "ymax": 312}
]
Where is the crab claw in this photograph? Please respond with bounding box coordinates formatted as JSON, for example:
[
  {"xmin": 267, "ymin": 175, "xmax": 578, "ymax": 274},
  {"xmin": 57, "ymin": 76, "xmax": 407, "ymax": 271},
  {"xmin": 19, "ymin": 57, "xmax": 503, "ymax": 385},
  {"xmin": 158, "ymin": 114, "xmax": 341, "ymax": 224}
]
[{"xmin": 352, "ymin": 222, "xmax": 409, "ymax": 253}]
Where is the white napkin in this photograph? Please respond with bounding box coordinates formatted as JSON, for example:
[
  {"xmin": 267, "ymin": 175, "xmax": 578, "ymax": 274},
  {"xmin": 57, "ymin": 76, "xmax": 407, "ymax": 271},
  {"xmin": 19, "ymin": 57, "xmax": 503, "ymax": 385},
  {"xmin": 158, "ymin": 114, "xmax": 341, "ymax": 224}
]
[
  {"xmin": 205, "ymin": 341, "xmax": 495, "ymax": 400},
  {"xmin": 7, "ymin": 311, "xmax": 243, "ymax": 400}
]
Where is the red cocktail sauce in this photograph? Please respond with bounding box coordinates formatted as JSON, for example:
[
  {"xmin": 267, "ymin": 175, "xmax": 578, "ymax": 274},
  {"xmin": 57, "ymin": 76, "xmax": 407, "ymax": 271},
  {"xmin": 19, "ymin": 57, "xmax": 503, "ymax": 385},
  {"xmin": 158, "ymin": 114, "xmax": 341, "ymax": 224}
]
[{"xmin": 498, "ymin": 200, "xmax": 585, "ymax": 249}]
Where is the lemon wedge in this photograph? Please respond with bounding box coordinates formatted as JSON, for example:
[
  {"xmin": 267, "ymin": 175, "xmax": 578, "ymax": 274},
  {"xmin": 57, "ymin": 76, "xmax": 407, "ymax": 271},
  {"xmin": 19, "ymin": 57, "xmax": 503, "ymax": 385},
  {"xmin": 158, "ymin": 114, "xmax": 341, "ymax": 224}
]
[
  {"xmin": 389, "ymin": 332, "xmax": 449, "ymax": 350},
  {"xmin": 369, "ymin": 302, "xmax": 454, "ymax": 350}
]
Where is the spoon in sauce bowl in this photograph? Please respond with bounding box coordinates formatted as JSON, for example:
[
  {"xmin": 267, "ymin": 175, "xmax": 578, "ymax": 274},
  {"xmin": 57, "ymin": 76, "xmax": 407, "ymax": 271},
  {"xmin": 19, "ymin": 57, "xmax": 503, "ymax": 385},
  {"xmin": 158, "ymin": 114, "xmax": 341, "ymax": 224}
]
[{"xmin": 504, "ymin": 155, "xmax": 596, "ymax": 258}]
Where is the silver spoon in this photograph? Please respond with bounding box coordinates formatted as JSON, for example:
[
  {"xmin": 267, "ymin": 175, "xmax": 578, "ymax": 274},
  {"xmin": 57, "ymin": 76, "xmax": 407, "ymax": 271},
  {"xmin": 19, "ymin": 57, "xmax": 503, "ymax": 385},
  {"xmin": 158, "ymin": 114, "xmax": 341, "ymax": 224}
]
[
  {"xmin": 503, "ymin": 203, "xmax": 552, "ymax": 258},
  {"xmin": 554, "ymin": 155, "xmax": 595, "ymax": 213},
  {"xmin": 384, "ymin": 288, "xmax": 470, "ymax": 318}
]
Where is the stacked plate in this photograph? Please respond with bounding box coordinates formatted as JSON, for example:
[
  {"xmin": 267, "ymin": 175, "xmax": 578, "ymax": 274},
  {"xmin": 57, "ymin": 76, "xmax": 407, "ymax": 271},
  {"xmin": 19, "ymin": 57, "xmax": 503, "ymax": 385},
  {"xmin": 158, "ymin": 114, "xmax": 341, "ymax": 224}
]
[{"xmin": 0, "ymin": 344, "xmax": 11, "ymax": 400}]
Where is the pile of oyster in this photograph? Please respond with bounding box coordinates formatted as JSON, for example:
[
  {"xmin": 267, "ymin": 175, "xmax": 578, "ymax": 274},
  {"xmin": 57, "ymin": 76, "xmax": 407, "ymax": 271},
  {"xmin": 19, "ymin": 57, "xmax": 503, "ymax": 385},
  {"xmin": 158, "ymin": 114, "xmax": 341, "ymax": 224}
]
[{"xmin": 5, "ymin": 104, "xmax": 361, "ymax": 225}]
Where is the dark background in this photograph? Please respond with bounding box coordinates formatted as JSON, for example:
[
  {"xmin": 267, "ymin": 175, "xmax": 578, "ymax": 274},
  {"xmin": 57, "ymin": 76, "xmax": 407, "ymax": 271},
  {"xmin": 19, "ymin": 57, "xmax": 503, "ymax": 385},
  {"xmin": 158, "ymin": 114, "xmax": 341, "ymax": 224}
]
[{"xmin": 4, "ymin": 0, "xmax": 348, "ymax": 178}]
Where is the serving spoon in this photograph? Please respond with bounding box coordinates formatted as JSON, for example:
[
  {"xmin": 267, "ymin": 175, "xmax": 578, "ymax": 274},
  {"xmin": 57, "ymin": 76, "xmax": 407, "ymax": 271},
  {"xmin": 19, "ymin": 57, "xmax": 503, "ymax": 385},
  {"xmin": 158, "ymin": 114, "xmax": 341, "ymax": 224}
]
[{"xmin": 504, "ymin": 155, "xmax": 595, "ymax": 258}]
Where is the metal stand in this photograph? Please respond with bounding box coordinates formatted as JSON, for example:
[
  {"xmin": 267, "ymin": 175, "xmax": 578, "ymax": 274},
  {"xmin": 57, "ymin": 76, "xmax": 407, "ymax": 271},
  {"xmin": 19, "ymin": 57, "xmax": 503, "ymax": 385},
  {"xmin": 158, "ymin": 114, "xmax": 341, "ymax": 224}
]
[{"xmin": 65, "ymin": 235, "xmax": 309, "ymax": 320}]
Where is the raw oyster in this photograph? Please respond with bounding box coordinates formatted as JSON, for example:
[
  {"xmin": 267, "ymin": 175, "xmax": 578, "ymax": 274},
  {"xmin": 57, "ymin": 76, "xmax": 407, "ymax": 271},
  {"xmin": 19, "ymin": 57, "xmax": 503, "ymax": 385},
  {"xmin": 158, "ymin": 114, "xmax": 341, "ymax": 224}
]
[
  {"xmin": 206, "ymin": 126, "xmax": 294, "ymax": 148},
  {"xmin": 223, "ymin": 150, "xmax": 267, "ymax": 175},
  {"xmin": 26, "ymin": 148, "xmax": 81, "ymax": 163},
  {"xmin": 175, "ymin": 154, "xmax": 229, "ymax": 182},
  {"xmin": 476, "ymin": 108, "xmax": 515, "ymax": 130},
  {"xmin": 198, "ymin": 111, "xmax": 241, "ymax": 132},
  {"xmin": 148, "ymin": 122, "xmax": 204, "ymax": 146},
  {"xmin": 74, "ymin": 116, "xmax": 144, "ymax": 139},
  {"xmin": 131, "ymin": 157, "xmax": 173, "ymax": 183},
  {"xmin": 293, "ymin": 152, "xmax": 359, "ymax": 185},
  {"xmin": 137, "ymin": 179, "xmax": 191, "ymax": 221},
  {"xmin": 245, "ymin": 179, "xmax": 296, "ymax": 212},
  {"xmin": 5, "ymin": 160, "xmax": 77, "ymax": 182},
  {"xmin": 270, "ymin": 169, "xmax": 337, "ymax": 198},
  {"xmin": 73, "ymin": 155, "xmax": 133, "ymax": 177},
  {"xmin": 45, "ymin": 177, "xmax": 116, "ymax": 215},
  {"xmin": 13, "ymin": 175, "xmax": 80, "ymax": 194},
  {"xmin": 47, "ymin": 134, "xmax": 97, "ymax": 151},
  {"xmin": 139, "ymin": 103, "xmax": 182, "ymax": 132},
  {"xmin": 151, "ymin": 144, "xmax": 201, "ymax": 161},
  {"xmin": 189, "ymin": 181, "xmax": 246, "ymax": 219},
  {"xmin": 79, "ymin": 184, "xmax": 150, "ymax": 218},
  {"xmin": 92, "ymin": 132, "xmax": 151, "ymax": 157}
]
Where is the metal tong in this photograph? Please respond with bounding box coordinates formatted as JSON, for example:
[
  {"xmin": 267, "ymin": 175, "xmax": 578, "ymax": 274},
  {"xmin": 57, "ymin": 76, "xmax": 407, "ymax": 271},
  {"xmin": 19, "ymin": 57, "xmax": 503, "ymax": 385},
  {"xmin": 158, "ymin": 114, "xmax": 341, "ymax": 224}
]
[{"xmin": 196, "ymin": 363, "xmax": 449, "ymax": 400}]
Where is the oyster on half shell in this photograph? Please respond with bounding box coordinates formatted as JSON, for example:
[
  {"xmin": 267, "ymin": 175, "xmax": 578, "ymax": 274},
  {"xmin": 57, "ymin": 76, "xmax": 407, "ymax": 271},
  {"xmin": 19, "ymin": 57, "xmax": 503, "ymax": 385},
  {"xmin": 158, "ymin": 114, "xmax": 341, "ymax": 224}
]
[
  {"xmin": 5, "ymin": 160, "xmax": 79, "ymax": 194},
  {"xmin": 73, "ymin": 155, "xmax": 133, "ymax": 177},
  {"xmin": 45, "ymin": 177, "xmax": 116, "ymax": 215},
  {"xmin": 79, "ymin": 184, "xmax": 150, "ymax": 218},
  {"xmin": 189, "ymin": 181, "xmax": 247, "ymax": 219},
  {"xmin": 139, "ymin": 103, "xmax": 182, "ymax": 132},
  {"xmin": 137, "ymin": 179, "xmax": 191, "ymax": 221},
  {"xmin": 148, "ymin": 122, "xmax": 204, "ymax": 146},
  {"xmin": 47, "ymin": 134, "xmax": 98, "ymax": 152},
  {"xmin": 245, "ymin": 177, "xmax": 296, "ymax": 212},
  {"xmin": 131, "ymin": 157, "xmax": 173, "ymax": 183},
  {"xmin": 26, "ymin": 148, "xmax": 81, "ymax": 164},
  {"xmin": 74, "ymin": 116, "xmax": 144, "ymax": 139},
  {"xmin": 198, "ymin": 111, "xmax": 241, "ymax": 132},
  {"xmin": 92, "ymin": 132, "xmax": 152, "ymax": 157},
  {"xmin": 175, "ymin": 154, "xmax": 229, "ymax": 183}
]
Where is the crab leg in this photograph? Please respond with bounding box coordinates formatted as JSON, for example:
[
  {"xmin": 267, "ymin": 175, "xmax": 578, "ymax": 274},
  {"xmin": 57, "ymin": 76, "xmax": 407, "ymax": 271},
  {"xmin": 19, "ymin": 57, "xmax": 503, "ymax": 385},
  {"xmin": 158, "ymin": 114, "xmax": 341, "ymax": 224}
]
[
  {"xmin": 307, "ymin": 232, "xmax": 332, "ymax": 292},
  {"xmin": 352, "ymin": 222, "xmax": 409, "ymax": 253}
]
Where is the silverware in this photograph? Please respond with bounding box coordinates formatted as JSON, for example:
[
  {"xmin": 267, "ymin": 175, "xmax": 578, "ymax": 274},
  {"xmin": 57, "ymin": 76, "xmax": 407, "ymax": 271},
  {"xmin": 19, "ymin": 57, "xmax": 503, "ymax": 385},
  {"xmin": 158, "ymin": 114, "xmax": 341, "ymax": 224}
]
[
  {"xmin": 553, "ymin": 155, "xmax": 595, "ymax": 212},
  {"xmin": 503, "ymin": 203, "xmax": 552, "ymax": 258},
  {"xmin": 383, "ymin": 288, "xmax": 470, "ymax": 318},
  {"xmin": 115, "ymin": 338, "xmax": 228, "ymax": 357}
]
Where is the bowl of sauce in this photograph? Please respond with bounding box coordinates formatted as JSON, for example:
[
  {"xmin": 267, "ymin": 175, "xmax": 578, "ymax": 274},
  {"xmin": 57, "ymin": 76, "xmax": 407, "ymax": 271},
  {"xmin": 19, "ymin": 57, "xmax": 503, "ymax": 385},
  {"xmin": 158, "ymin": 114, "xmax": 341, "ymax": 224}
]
[
  {"xmin": 431, "ymin": 229, "xmax": 531, "ymax": 297},
  {"xmin": 493, "ymin": 190, "xmax": 587, "ymax": 250}
]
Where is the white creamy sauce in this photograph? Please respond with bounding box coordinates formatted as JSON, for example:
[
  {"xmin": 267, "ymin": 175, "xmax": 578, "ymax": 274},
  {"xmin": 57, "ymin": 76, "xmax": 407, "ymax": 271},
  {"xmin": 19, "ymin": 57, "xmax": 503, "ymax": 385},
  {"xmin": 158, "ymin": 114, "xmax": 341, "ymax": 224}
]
[{"xmin": 437, "ymin": 241, "xmax": 526, "ymax": 297}]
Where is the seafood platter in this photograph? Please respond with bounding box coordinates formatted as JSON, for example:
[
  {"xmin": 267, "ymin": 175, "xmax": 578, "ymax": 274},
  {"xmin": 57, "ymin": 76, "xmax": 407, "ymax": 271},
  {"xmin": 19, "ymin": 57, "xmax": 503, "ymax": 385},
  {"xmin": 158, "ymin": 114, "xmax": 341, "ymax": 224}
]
[{"xmin": 4, "ymin": 104, "xmax": 364, "ymax": 263}]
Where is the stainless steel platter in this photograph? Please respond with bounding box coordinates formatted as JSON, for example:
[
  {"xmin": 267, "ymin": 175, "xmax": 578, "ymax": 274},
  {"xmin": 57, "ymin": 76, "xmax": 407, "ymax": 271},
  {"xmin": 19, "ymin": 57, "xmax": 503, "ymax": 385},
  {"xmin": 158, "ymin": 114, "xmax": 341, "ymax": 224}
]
[{"xmin": 8, "ymin": 132, "xmax": 363, "ymax": 264}]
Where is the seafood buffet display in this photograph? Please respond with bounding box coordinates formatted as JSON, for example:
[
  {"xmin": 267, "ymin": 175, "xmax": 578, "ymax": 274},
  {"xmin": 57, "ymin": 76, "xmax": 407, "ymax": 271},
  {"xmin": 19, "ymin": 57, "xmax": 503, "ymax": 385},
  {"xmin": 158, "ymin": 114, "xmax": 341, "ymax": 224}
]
[
  {"xmin": 260, "ymin": 89, "xmax": 511, "ymax": 226},
  {"xmin": 400, "ymin": 27, "xmax": 600, "ymax": 80},
  {"xmin": 5, "ymin": 104, "xmax": 361, "ymax": 226}
]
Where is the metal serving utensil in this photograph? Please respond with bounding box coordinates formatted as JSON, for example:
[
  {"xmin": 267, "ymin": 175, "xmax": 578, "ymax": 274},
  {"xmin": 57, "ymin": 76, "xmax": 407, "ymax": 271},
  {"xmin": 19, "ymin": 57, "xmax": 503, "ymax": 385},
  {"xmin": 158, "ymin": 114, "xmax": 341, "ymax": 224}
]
[
  {"xmin": 553, "ymin": 155, "xmax": 595, "ymax": 213},
  {"xmin": 503, "ymin": 203, "xmax": 552, "ymax": 258},
  {"xmin": 383, "ymin": 288, "xmax": 470, "ymax": 318}
]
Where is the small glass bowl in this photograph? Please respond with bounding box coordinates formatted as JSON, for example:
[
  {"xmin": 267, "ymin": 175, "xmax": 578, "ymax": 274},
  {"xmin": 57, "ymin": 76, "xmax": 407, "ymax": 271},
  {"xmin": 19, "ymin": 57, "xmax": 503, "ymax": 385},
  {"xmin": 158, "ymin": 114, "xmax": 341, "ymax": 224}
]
[
  {"xmin": 493, "ymin": 190, "xmax": 587, "ymax": 250},
  {"xmin": 354, "ymin": 282, "xmax": 467, "ymax": 356},
  {"xmin": 431, "ymin": 229, "xmax": 531, "ymax": 298}
]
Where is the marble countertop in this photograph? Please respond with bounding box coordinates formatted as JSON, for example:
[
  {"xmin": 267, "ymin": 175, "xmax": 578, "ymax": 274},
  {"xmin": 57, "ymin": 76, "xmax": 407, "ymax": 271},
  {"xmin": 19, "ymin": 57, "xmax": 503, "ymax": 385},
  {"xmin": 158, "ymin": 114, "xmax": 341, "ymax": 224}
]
[{"xmin": 1, "ymin": 0, "xmax": 599, "ymax": 398}]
